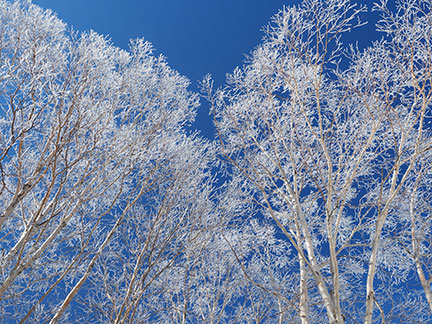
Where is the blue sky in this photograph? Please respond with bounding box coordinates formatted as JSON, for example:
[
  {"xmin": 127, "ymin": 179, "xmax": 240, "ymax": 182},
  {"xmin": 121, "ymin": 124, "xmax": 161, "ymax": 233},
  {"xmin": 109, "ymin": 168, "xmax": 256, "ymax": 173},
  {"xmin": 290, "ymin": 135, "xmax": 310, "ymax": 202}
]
[{"xmin": 32, "ymin": 0, "xmax": 378, "ymax": 138}]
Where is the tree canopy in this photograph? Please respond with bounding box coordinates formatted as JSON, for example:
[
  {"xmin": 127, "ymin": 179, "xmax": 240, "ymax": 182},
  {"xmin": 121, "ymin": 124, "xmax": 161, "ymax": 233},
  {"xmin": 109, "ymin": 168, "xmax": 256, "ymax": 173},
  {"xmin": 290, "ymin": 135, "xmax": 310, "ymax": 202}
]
[{"xmin": 1, "ymin": 0, "xmax": 432, "ymax": 323}]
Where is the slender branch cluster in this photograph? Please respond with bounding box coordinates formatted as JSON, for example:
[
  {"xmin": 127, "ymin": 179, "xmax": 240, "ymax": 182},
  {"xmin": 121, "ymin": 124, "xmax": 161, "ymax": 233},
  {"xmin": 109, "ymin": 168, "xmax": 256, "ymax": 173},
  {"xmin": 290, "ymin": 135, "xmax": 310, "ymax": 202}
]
[
  {"xmin": 0, "ymin": 1, "xmax": 216, "ymax": 323},
  {"xmin": 2, "ymin": 0, "xmax": 432, "ymax": 323},
  {"xmin": 210, "ymin": 0, "xmax": 432, "ymax": 323}
]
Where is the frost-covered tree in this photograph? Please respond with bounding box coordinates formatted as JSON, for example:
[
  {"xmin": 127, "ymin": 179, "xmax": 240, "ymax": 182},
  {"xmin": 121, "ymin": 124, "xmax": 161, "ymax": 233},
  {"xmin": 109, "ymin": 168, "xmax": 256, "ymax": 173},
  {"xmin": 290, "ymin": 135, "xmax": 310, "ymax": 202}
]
[
  {"xmin": 0, "ymin": 1, "xmax": 214, "ymax": 323},
  {"xmin": 77, "ymin": 135, "xmax": 217, "ymax": 324},
  {"xmin": 4, "ymin": 0, "xmax": 432, "ymax": 323},
  {"xmin": 206, "ymin": 0, "xmax": 432, "ymax": 323}
]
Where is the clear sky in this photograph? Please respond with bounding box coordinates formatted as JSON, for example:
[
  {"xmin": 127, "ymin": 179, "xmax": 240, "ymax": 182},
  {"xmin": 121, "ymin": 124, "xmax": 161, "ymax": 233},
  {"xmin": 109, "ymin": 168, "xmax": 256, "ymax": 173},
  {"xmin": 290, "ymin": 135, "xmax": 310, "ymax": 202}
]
[{"xmin": 32, "ymin": 0, "xmax": 378, "ymax": 138}]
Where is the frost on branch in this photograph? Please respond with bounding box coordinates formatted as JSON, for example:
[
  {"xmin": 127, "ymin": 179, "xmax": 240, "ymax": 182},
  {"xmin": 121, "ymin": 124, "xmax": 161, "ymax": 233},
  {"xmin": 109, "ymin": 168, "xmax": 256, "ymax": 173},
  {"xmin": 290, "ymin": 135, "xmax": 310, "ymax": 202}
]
[
  {"xmin": 0, "ymin": 1, "xmax": 213, "ymax": 323},
  {"xmin": 3, "ymin": 0, "xmax": 432, "ymax": 323},
  {"xmin": 212, "ymin": 0, "xmax": 432, "ymax": 323}
]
